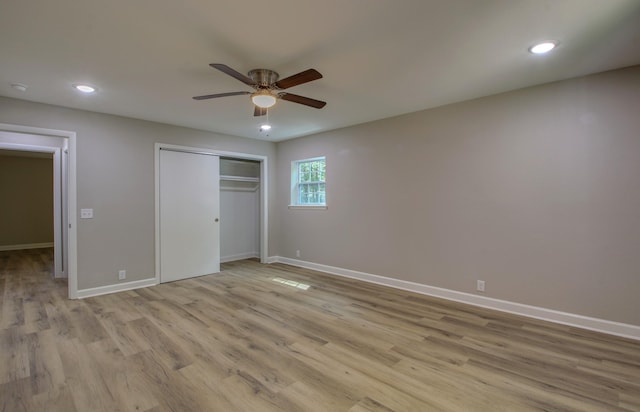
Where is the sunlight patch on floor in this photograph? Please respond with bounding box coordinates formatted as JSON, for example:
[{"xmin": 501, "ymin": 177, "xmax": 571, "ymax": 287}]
[{"xmin": 272, "ymin": 277, "xmax": 310, "ymax": 290}]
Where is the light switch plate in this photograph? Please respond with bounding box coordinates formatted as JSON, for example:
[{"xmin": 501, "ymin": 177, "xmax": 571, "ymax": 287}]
[{"xmin": 80, "ymin": 208, "xmax": 93, "ymax": 219}]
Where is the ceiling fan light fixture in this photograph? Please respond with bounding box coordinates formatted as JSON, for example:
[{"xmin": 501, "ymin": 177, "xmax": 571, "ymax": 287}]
[{"xmin": 251, "ymin": 90, "xmax": 277, "ymax": 108}]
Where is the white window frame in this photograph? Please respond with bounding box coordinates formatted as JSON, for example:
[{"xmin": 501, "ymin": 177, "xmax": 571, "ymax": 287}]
[{"xmin": 289, "ymin": 156, "xmax": 327, "ymax": 210}]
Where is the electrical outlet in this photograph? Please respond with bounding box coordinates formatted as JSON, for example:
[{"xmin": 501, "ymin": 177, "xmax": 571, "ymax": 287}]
[
  {"xmin": 477, "ymin": 280, "xmax": 485, "ymax": 292},
  {"xmin": 118, "ymin": 270, "xmax": 126, "ymax": 280},
  {"xmin": 295, "ymin": 250, "xmax": 300, "ymax": 258},
  {"xmin": 80, "ymin": 208, "xmax": 93, "ymax": 219}
]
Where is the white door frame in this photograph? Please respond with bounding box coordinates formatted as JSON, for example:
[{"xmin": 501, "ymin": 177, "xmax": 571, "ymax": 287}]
[
  {"xmin": 154, "ymin": 143, "xmax": 269, "ymax": 283},
  {"xmin": 0, "ymin": 123, "xmax": 78, "ymax": 299}
]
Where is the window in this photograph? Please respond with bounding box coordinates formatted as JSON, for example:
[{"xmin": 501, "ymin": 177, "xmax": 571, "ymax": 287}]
[{"xmin": 290, "ymin": 157, "xmax": 326, "ymax": 208}]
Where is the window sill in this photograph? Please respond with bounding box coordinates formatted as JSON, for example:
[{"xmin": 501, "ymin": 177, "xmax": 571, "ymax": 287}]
[{"xmin": 288, "ymin": 205, "xmax": 327, "ymax": 210}]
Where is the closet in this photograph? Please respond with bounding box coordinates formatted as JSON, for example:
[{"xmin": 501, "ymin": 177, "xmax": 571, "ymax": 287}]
[{"xmin": 219, "ymin": 157, "xmax": 261, "ymax": 262}]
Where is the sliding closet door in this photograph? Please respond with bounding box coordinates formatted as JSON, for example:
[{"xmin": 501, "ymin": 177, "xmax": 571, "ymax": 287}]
[{"xmin": 159, "ymin": 149, "xmax": 220, "ymax": 283}]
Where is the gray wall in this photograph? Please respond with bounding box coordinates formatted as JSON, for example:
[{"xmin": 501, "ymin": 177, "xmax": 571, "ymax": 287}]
[
  {"xmin": 0, "ymin": 155, "xmax": 54, "ymax": 246},
  {"xmin": 0, "ymin": 97, "xmax": 277, "ymax": 290},
  {"xmin": 276, "ymin": 66, "xmax": 640, "ymax": 326},
  {"xmin": 2, "ymin": 65, "xmax": 639, "ymax": 326}
]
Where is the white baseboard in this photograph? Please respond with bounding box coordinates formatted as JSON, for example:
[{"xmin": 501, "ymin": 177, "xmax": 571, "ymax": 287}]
[
  {"xmin": 0, "ymin": 242, "xmax": 54, "ymax": 251},
  {"xmin": 265, "ymin": 256, "xmax": 279, "ymax": 264},
  {"xmin": 221, "ymin": 252, "xmax": 259, "ymax": 263},
  {"xmin": 77, "ymin": 278, "xmax": 158, "ymax": 299},
  {"xmin": 270, "ymin": 256, "xmax": 640, "ymax": 341}
]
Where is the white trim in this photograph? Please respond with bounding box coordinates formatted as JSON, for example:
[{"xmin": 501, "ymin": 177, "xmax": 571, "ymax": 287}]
[
  {"xmin": 155, "ymin": 143, "xmax": 269, "ymax": 286},
  {"xmin": 265, "ymin": 256, "xmax": 279, "ymax": 264},
  {"xmin": 221, "ymin": 252, "xmax": 260, "ymax": 263},
  {"xmin": 270, "ymin": 256, "xmax": 640, "ymax": 341},
  {"xmin": 77, "ymin": 278, "xmax": 158, "ymax": 299},
  {"xmin": 220, "ymin": 175, "xmax": 260, "ymax": 182},
  {"xmin": 154, "ymin": 144, "xmax": 161, "ymax": 285},
  {"xmin": 220, "ymin": 186, "xmax": 259, "ymax": 193},
  {"xmin": 0, "ymin": 242, "xmax": 55, "ymax": 251},
  {"xmin": 0, "ymin": 123, "xmax": 77, "ymax": 298},
  {"xmin": 52, "ymin": 147, "xmax": 63, "ymax": 277}
]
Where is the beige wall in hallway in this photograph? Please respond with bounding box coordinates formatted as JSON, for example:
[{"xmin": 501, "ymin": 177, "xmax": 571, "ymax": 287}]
[
  {"xmin": 0, "ymin": 97, "xmax": 277, "ymax": 290},
  {"xmin": 276, "ymin": 65, "xmax": 640, "ymax": 326},
  {"xmin": 0, "ymin": 155, "xmax": 54, "ymax": 246}
]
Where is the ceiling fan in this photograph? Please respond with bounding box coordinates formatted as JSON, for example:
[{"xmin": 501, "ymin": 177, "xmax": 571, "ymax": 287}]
[{"xmin": 193, "ymin": 63, "xmax": 326, "ymax": 116}]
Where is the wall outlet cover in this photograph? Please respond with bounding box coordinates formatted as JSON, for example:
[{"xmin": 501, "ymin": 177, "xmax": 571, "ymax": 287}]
[{"xmin": 80, "ymin": 208, "xmax": 93, "ymax": 219}]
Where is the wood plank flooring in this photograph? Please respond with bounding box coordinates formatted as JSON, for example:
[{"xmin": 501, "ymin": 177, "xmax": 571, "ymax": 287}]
[{"xmin": 1, "ymin": 248, "xmax": 639, "ymax": 411}]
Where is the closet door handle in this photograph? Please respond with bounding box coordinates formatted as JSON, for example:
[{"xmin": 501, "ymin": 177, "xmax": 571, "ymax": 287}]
[{"xmin": 214, "ymin": 218, "xmax": 219, "ymax": 222}]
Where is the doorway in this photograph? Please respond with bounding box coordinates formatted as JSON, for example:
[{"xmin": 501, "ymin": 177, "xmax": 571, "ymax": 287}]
[
  {"xmin": 0, "ymin": 149, "xmax": 55, "ymax": 259},
  {"xmin": 0, "ymin": 123, "xmax": 78, "ymax": 298}
]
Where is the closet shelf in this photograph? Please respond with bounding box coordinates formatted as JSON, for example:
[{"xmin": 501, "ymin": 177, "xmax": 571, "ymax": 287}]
[{"xmin": 220, "ymin": 175, "xmax": 260, "ymax": 183}]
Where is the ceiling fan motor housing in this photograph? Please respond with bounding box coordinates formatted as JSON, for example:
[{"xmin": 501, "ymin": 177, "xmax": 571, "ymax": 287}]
[{"xmin": 248, "ymin": 69, "xmax": 279, "ymax": 88}]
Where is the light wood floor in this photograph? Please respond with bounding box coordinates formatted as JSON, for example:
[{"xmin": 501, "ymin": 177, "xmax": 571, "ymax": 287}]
[{"xmin": 1, "ymin": 249, "xmax": 639, "ymax": 411}]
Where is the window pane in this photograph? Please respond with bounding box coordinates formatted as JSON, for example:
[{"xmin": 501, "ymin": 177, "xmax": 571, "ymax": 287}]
[
  {"xmin": 293, "ymin": 158, "xmax": 326, "ymax": 205},
  {"xmin": 298, "ymin": 162, "xmax": 310, "ymax": 182},
  {"xmin": 298, "ymin": 182, "xmax": 325, "ymax": 205}
]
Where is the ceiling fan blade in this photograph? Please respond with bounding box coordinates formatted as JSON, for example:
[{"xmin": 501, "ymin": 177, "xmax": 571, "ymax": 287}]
[
  {"xmin": 192, "ymin": 91, "xmax": 250, "ymax": 100},
  {"xmin": 210, "ymin": 63, "xmax": 257, "ymax": 86},
  {"xmin": 279, "ymin": 93, "xmax": 327, "ymax": 109},
  {"xmin": 274, "ymin": 69, "xmax": 322, "ymax": 89},
  {"xmin": 254, "ymin": 106, "xmax": 267, "ymax": 117}
]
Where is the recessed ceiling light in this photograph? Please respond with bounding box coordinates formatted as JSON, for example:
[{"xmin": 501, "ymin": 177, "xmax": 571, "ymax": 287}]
[
  {"xmin": 260, "ymin": 124, "xmax": 272, "ymax": 131},
  {"xmin": 529, "ymin": 42, "xmax": 557, "ymax": 54},
  {"xmin": 74, "ymin": 84, "xmax": 96, "ymax": 93},
  {"xmin": 10, "ymin": 83, "xmax": 28, "ymax": 92}
]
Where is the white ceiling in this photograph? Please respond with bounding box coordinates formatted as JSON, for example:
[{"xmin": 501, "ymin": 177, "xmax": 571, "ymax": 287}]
[{"xmin": 1, "ymin": 0, "xmax": 639, "ymax": 142}]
